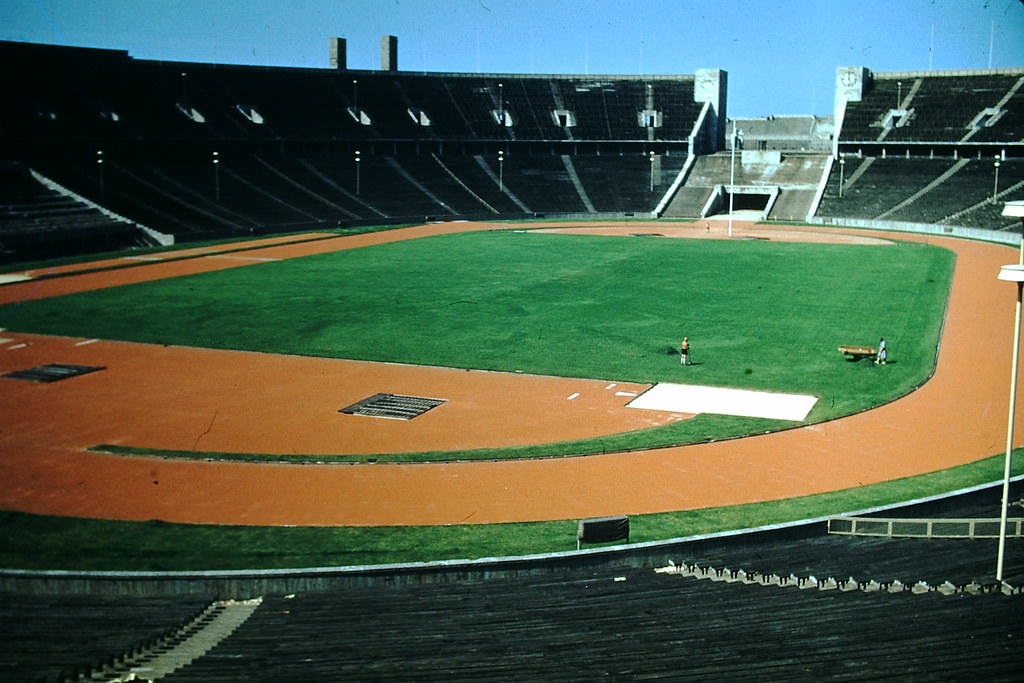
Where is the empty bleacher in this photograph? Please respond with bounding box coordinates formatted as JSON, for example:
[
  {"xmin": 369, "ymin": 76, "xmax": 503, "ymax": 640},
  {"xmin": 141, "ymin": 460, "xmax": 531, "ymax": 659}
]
[
  {"xmin": 817, "ymin": 156, "xmax": 1024, "ymax": 229},
  {"xmin": 0, "ymin": 162, "xmax": 150, "ymax": 264},
  {"xmin": 0, "ymin": 40, "xmax": 713, "ymax": 256},
  {"xmin": 154, "ymin": 563, "xmax": 1022, "ymax": 681},
  {"xmin": 839, "ymin": 70, "xmax": 1024, "ymax": 145},
  {"xmin": 0, "ymin": 592, "xmax": 212, "ymax": 683}
]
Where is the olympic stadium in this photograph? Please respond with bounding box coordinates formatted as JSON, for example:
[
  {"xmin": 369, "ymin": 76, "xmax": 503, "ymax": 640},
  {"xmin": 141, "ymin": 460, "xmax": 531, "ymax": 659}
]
[{"xmin": 2, "ymin": 36, "xmax": 1024, "ymax": 681}]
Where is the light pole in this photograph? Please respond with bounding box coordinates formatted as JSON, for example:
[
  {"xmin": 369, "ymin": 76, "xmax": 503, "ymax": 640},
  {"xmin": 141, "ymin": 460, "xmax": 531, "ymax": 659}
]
[
  {"xmin": 728, "ymin": 121, "xmax": 741, "ymax": 238},
  {"xmin": 996, "ymin": 262, "xmax": 1024, "ymax": 582},
  {"xmin": 649, "ymin": 150, "xmax": 656, "ymax": 192},
  {"xmin": 355, "ymin": 150, "xmax": 361, "ymax": 196},
  {"xmin": 96, "ymin": 149, "xmax": 105, "ymax": 203},
  {"xmin": 896, "ymin": 80, "xmax": 902, "ymax": 108},
  {"xmin": 212, "ymin": 151, "xmax": 220, "ymax": 202},
  {"xmin": 993, "ymin": 157, "xmax": 1001, "ymax": 204},
  {"xmin": 498, "ymin": 82, "xmax": 504, "ymax": 127},
  {"xmin": 498, "ymin": 150, "xmax": 505, "ymax": 193},
  {"xmin": 838, "ymin": 155, "xmax": 846, "ymax": 198}
]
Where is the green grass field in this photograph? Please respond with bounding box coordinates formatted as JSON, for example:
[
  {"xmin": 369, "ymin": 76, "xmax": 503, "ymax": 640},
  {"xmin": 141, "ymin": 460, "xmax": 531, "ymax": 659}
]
[
  {"xmin": 3, "ymin": 230, "xmax": 953, "ymax": 445},
  {"xmin": 0, "ymin": 226, "xmax": 972, "ymax": 569}
]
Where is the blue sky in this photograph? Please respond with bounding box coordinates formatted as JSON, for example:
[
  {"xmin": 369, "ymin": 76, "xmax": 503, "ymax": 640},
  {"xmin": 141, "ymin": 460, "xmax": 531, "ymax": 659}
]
[{"xmin": 2, "ymin": 0, "xmax": 1023, "ymax": 118}]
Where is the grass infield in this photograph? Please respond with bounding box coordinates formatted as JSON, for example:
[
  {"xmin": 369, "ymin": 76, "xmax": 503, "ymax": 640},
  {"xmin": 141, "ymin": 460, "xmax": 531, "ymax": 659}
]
[{"xmin": 2, "ymin": 229, "xmax": 953, "ymax": 460}]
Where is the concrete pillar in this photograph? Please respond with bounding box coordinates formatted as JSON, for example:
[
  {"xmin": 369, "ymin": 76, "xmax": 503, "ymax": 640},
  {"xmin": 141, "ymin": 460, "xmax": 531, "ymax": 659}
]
[
  {"xmin": 381, "ymin": 35, "xmax": 398, "ymax": 71},
  {"xmin": 695, "ymin": 68, "xmax": 728, "ymax": 152},
  {"xmin": 329, "ymin": 37, "xmax": 347, "ymax": 70},
  {"xmin": 833, "ymin": 67, "xmax": 870, "ymax": 157}
]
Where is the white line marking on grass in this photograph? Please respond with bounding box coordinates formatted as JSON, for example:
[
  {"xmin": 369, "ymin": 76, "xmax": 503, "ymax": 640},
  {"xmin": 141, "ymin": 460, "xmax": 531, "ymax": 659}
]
[
  {"xmin": 628, "ymin": 383, "xmax": 818, "ymax": 421},
  {"xmin": 567, "ymin": 392, "xmax": 580, "ymax": 401}
]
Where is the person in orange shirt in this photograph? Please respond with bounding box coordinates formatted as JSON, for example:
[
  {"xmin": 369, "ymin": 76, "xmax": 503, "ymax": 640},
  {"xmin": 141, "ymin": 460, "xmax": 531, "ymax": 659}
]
[{"xmin": 680, "ymin": 336, "xmax": 690, "ymax": 365}]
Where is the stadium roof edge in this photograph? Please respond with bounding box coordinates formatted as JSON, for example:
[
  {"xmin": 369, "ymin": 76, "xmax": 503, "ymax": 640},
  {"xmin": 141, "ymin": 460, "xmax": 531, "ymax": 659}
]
[
  {"xmin": 0, "ymin": 39, "xmax": 700, "ymax": 80},
  {"xmin": 867, "ymin": 66, "xmax": 1024, "ymax": 78},
  {"xmin": 140, "ymin": 60, "xmax": 703, "ymax": 81},
  {"xmin": 0, "ymin": 39, "xmax": 128, "ymax": 58}
]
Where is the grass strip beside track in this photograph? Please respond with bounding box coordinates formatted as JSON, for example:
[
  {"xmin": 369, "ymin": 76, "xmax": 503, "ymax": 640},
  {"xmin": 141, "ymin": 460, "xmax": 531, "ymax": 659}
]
[
  {"xmin": 2, "ymin": 450, "xmax": 1020, "ymax": 571},
  {"xmin": 0, "ymin": 225, "xmax": 412, "ymax": 280},
  {"xmin": 90, "ymin": 413, "xmax": 792, "ymax": 463}
]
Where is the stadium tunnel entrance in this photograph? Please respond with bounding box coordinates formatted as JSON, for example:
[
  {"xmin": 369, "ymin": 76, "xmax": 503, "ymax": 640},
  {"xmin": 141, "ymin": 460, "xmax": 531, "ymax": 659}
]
[{"xmin": 703, "ymin": 185, "xmax": 779, "ymax": 220}]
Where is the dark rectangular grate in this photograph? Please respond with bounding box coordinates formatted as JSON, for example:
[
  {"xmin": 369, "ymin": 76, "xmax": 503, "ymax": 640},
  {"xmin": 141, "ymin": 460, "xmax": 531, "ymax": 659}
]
[
  {"xmin": 3, "ymin": 363, "xmax": 106, "ymax": 383},
  {"xmin": 340, "ymin": 393, "xmax": 446, "ymax": 420}
]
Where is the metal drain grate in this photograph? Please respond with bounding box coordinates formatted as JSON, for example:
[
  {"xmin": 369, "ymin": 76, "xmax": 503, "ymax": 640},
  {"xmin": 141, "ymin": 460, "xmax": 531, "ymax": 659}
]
[
  {"xmin": 3, "ymin": 363, "xmax": 106, "ymax": 383},
  {"xmin": 340, "ymin": 393, "xmax": 446, "ymax": 420}
]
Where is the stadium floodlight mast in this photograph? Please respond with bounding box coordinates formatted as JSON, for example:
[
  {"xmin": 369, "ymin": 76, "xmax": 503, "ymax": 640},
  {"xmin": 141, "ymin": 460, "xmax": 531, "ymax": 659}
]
[
  {"xmin": 996, "ymin": 261, "xmax": 1024, "ymax": 583},
  {"xmin": 995, "ymin": 201, "xmax": 1024, "ymax": 582}
]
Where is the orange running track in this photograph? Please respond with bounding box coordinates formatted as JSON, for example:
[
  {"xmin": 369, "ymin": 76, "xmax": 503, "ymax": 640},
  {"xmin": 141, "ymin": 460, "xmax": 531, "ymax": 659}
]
[{"xmin": 0, "ymin": 221, "xmax": 1021, "ymax": 526}]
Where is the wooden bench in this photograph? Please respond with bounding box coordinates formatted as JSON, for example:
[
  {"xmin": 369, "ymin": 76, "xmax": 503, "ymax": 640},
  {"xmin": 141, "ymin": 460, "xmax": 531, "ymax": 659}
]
[
  {"xmin": 838, "ymin": 345, "xmax": 876, "ymax": 361},
  {"xmin": 577, "ymin": 515, "xmax": 630, "ymax": 549}
]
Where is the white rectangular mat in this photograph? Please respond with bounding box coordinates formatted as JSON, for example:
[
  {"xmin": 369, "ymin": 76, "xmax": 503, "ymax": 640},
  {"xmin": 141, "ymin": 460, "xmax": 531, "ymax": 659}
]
[{"xmin": 627, "ymin": 383, "xmax": 817, "ymax": 421}]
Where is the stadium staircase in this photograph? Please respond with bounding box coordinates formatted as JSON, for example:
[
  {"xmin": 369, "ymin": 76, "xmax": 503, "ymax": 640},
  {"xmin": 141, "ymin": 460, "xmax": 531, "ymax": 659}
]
[
  {"xmin": 660, "ymin": 152, "xmax": 827, "ymax": 220},
  {"xmin": 34, "ymin": 597, "xmax": 262, "ymax": 683}
]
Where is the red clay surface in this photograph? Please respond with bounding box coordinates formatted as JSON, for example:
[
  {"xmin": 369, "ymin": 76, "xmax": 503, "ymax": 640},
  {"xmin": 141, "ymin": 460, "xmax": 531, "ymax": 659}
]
[{"xmin": 1, "ymin": 220, "xmax": 1021, "ymax": 526}]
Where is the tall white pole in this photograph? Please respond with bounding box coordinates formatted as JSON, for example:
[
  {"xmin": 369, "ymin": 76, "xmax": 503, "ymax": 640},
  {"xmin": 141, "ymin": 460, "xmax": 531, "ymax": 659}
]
[
  {"xmin": 929, "ymin": 24, "xmax": 934, "ymax": 71},
  {"xmin": 997, "ymin": 268, "xmax": 1024, "ymax": 582},
  {"xmin": 728, "ymin": 120, "xmax": 736, "ymax": 238},
  {"xmin": 989, "ymin": 20, "xmax": 995, "ymax": 69}
]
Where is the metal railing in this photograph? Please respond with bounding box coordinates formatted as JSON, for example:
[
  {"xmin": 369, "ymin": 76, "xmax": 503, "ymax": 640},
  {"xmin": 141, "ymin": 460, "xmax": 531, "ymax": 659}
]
[{"xmin": 828, "ymin": 516, "xmax": 1024, "ymax": 539}]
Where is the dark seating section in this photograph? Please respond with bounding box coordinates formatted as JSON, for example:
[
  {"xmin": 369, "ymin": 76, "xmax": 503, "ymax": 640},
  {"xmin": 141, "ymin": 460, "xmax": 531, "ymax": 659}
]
[
  {"xmin": 13, "ymin": 150, "xmax": 690, "ymax": 241},
  {"xmin": 4, "ymin": 492, "xmax": 1022, "ymax": 682},
  {"xmin": 156, "ymin": 568, "xmax": 1022, "ymax": 682},
  {"xmin": 1, "ymin": 41, "xmax": 697, "ymax": 146},
  {"xmin": 817, "ymin": 156, "xmax": 1024, "ymax": 229},
  {"xmin": 840, "ymin": 71, "xmax": 1024, "ymax": 143},
  {"xmin": 0, "ymin": 40, "xmax": 707, "ymax": 251},
  {"xmin": 0, "ymin": 593, "xmax": 211, "ymax": 683},
  {"xmin": 0, "ymin": 163, "xmax": 147, "ymax": 264}
]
